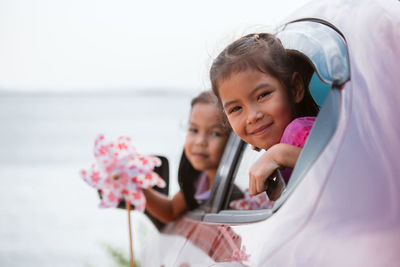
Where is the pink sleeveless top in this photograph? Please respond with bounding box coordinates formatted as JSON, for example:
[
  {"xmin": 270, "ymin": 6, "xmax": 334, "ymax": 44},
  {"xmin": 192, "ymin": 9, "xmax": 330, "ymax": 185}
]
[{"xmin": 279, "ymin": 117, "xmax": 316, "ymax": 182}]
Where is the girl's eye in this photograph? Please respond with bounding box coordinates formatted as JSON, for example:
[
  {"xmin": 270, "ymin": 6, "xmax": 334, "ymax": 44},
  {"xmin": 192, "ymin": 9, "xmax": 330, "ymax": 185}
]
[
  {"xmin": 210, "ymin": 131, "xmax": 222, "ymax": 137},
  {"xmin": 228, "ymin": 106, "xmax": 241, "ymax": 114},
  {"xmin": 188, "ymin": 128, "xmax": 198, "ymax": 134},
  {"xmin": 257, "ymin": 92, "xmax": 270, "ymax": 101}
]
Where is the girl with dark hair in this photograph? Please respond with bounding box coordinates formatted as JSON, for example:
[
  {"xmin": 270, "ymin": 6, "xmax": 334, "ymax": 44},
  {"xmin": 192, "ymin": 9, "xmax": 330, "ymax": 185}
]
[
  {"xmin": 210, "ymin": 33, "xmax": 319, "ymax": 196},
  {"xmin": 143, "ymin": 90, "xmax": 231, "ymax": 222}
]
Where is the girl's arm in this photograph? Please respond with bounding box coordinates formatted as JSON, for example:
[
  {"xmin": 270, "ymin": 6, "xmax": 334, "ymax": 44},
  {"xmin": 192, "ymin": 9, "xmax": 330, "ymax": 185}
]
[
  {"xmin": 143, "ymin": 189, "xmax": 188, "ymax": 223},
  {"xmin": 248, "ymin": 143, "xmax": 301, "ymax": 196}
]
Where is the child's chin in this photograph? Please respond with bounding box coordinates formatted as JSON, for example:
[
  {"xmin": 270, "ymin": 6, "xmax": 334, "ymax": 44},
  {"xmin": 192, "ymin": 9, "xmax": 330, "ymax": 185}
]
[
  {"xmin": 191, "ymin": 162, "xmax": 206, "ymax": 171},
  {"xmin": 251, "ymin": 140, "xmax": 274, "ymax": 151},
  {"xmin": 248, "ymin": 141, "xmax": 264, "ymax": 150}
]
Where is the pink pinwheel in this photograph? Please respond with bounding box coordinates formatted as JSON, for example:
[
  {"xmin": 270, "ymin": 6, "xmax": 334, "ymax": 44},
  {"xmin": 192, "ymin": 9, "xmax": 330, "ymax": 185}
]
[
  {"xmin": 81, "ymin": 134, "xmax": 166, "ymax": 211},
  {"xmin": 81, "ymin": 134, "xmax": 166, "ymax": 267}
]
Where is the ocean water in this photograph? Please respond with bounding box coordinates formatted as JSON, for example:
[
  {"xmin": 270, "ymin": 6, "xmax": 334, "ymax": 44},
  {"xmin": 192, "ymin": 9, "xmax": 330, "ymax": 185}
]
[{"xmin": 0, "ymin": 91, "xmax": 193, "ymax": 266}]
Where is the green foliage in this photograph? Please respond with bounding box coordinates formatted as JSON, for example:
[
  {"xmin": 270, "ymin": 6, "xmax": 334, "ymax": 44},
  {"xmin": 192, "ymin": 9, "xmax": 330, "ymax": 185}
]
[{"xmin": 103, "ymin": 244, "xmax": 140, "ymax": 267}]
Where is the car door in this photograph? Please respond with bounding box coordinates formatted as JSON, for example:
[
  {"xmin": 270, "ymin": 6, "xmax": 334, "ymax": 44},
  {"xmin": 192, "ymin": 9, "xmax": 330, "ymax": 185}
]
[{"xmin": 172, "ymin": 18, "xmax": 351, "ymax": 267}]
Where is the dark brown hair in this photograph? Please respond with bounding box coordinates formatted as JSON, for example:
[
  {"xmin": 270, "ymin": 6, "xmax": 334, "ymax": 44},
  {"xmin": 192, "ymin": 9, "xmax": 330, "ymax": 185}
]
[
  {"xmin": 190, "ymin": 90, "xmax": 231, "ymax": 133},
  {"xmin": 191, "ymin": 90, "xmax": 218, "ymax": 106},
  {"xmin": 210, "ymin": 33, "xmax": 319, "ymax": 118}
]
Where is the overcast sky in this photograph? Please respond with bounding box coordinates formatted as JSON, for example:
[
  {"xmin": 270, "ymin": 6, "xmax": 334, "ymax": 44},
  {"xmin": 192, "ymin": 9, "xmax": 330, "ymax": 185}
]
[{"xmin": 0, "ymin": 0, "xmax": 312, "ymax": 93}]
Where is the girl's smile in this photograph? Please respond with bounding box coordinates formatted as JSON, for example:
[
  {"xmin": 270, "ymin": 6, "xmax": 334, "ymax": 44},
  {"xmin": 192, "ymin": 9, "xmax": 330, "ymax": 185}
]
[
  {"xmin": 248, "ymin": 121, "xmax": 273, "ymax": 136},
  {"xmin": 218, "ymin": 69, "xmax": 293, "ymax": 150},
  {"xmin": 190, "ymin": 152, "xmax": 208, "ymax": 158}
]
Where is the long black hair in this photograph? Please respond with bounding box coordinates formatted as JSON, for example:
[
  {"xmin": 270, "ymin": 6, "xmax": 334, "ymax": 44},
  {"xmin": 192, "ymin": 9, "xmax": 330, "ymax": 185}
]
[{"xmin": 178, "ymin": 151, "xmax": 201, "ymax": 210}]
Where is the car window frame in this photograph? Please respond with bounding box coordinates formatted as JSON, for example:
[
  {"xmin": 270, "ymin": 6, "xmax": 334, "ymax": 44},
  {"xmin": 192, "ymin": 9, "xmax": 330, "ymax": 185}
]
[{"xmin": 186, "ymin": 18, "xmax": 350, "ymax": 224}]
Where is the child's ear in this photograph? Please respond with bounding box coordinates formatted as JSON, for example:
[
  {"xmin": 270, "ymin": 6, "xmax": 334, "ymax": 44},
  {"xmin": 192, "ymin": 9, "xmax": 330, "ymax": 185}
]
[{"xmin": 291, "ymin": 72, "xmax": 305, "ymax": 104}]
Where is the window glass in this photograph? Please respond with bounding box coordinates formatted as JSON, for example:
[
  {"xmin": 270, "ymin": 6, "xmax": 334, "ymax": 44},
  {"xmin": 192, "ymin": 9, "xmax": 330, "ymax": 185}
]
[
  {"xmin": 277, "ymin": 20, "xmax": 350, "ymax": 85},
  {"xmin": 310, "ymin": 72, "xmax": 331, "ymax": 106},
  {"xmin": 223, "ymin": 144, "xmax": 273, "ymax": 211}
]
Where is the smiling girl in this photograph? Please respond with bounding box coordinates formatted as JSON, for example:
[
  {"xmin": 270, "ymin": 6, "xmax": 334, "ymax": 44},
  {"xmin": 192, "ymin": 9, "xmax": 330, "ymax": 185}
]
[{"xmin": 210, "ymin": 33, "xmax": 319, "ymax": 196}]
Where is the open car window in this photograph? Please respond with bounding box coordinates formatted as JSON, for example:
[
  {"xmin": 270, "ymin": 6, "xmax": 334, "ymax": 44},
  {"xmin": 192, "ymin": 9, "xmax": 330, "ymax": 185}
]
[{"xmin": 195, "ymin": 19, "xmax": 350, "ymax": 224}]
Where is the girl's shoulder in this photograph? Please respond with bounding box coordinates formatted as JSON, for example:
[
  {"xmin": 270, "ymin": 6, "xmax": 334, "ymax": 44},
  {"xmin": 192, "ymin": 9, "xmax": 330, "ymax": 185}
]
[{"xmin": 280, "ymin": 116, "xmax": 316, "ymax": 148}]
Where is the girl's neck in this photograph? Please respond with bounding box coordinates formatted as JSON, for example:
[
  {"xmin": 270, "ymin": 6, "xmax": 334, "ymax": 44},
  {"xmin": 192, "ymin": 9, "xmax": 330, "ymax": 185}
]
[{"xmin": 204, "ymin": 169, "xmax": 217, "ymax": 190}]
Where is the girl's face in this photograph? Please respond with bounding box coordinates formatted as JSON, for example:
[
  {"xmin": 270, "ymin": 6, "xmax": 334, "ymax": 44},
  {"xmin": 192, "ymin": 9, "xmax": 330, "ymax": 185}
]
[
  {"xmin": 184, "ymin": 103, "xmax": 229, "ymax": 172},
  {"xmin": 218, "ymin": 69, "xmax": 293, "ymax": 150}
]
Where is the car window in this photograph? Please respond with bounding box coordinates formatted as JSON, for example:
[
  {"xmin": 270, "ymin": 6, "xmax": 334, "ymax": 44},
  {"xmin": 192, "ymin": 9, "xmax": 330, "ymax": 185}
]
[
  {"xmin": 277, "ymin": 20, "xmax": 350, "ymax": 85},
  {"xmin": 200, "ymin": 19, "xmax": 350, "ymax": 224},
  {"xmin": 223, "ymin": 144, "xmax": 270, "ymax": 210}
]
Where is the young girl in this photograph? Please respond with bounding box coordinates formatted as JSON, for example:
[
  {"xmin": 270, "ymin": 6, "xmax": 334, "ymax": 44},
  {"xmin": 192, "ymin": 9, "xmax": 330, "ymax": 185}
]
[
  {"xmin": 210, "ymin": 33, "xmax": 319, "ymax": 196},
  {"xmin": 143, "ymin": 90, "xmax": 231, "ymax": 222}
]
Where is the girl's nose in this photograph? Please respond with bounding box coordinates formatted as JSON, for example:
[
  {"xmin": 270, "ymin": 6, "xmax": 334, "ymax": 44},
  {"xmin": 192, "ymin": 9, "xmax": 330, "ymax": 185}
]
[
  {"xmin": 246, "ymin": 108, "xmax": 263, "ymax": 125},
  {"xmin": 195, "ymin": 134, "xmax": 207, "ymax": 146}
]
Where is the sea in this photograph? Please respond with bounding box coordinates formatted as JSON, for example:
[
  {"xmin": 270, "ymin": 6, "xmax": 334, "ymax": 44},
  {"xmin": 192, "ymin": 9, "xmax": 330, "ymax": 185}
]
[{"xmin": 0, "ymin": 90, "xmax": 194, "ymax": 267}]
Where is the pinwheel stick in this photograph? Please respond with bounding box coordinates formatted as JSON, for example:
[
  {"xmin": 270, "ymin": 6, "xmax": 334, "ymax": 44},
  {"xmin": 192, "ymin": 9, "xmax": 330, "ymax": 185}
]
[{"xmin": 126, "ymin": 200, "xmax": 135, "ymax": 267}]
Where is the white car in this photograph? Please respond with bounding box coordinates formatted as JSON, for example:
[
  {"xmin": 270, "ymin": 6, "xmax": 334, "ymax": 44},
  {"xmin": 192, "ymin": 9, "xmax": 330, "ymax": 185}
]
[{"xmin": 141, "ymin": 0, "xmax": 400, "ymax": 266}]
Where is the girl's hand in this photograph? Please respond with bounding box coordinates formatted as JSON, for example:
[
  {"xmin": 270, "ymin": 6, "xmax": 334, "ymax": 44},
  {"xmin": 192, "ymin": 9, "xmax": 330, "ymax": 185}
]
[
  {"xmin": 248, "ymin": 143, "xmax": 302, "ymax": 196},
  {"xmin": 248, "ymin": 150, "xmax": 279, "ymax": 196}
]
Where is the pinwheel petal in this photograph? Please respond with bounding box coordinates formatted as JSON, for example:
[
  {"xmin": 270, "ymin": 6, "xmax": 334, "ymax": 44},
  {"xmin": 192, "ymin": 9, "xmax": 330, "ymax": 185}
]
[
  {"xmin": 80, "ymin": 166, "xmax": 108, "ymax": 189},
  {"xmin": 124, "ymin": 188, "xmax": 146, "ymax": 212},
  {"xmin": 99, "ymin": 187, "xmax": 123, "ymax": 208},
  {"xmin": 133, "ymin": 172, "xmax": 166, "ymax": 189},
  {"xmin": 108, "ymin": 136, "xmax": 136, "ymax": 161},
  {"xmin": 127, "ymin": 155, "xmax": 161, "ymax": 171}
]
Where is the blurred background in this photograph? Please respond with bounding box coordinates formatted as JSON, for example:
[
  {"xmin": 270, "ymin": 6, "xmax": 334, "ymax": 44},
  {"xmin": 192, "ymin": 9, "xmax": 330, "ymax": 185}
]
[{"xmin": 0, "ymin": 0, "xmax": 310, "ymax": 266}]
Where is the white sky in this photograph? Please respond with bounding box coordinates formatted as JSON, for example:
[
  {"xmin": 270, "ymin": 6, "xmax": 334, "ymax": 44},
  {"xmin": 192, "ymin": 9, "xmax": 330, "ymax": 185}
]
[{"xmin": 0, "ymin": 0, "xmax": 311, "ymax": 92}]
